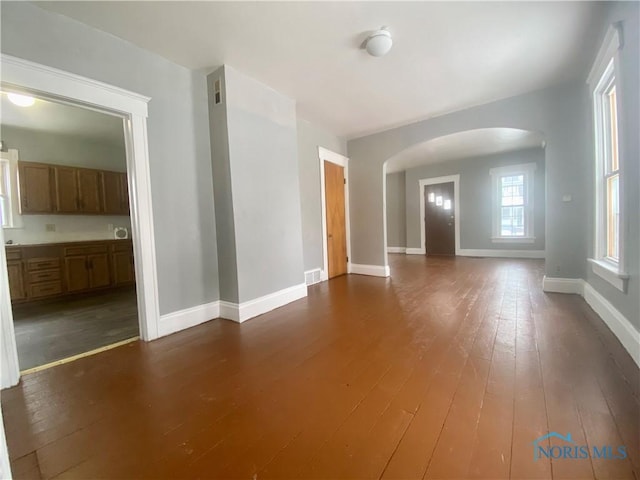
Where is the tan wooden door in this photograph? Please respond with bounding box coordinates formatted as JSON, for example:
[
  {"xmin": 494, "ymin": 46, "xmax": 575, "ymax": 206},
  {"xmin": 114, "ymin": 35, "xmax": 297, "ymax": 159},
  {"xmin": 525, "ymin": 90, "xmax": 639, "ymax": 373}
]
[
  {"xmin": 324, "ymin": 161, "xmax": 347, "ymax": 278},
  {"xmin": 425, "ymin": 182, "xmax": 455, "ymax": 256}
]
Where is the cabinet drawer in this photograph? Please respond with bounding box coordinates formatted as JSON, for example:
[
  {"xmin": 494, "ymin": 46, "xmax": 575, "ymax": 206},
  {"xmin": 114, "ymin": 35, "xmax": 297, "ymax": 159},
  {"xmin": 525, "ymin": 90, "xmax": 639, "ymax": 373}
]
[
  {"xmin": 6, "ymin": 249, "xmax": 22, "ymax": 261},
  {"xmin": 27, "ymin": 257, "xmax": 60, "ymax": 271},
  {"xmin": 64, "ymin": 245, "xmax": 108, "ymax": 256},
  {"xmin": 29, "ymin": 281, "xmax": 62, "ymax": 298},
  {"xmin": 28, "ymin": 269, "xmax": 61, "ymax": 283}
]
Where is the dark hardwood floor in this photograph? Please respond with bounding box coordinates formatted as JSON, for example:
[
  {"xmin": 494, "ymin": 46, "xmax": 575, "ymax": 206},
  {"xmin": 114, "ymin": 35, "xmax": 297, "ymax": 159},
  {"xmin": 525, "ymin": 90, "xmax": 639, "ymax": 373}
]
[
  {"xmin": 2, "ymin": 256, "xmax": 638, "ymax": 479},
  {"xmin": 12, "ymin": 289, "xmax": 139, "ymax": 371}
]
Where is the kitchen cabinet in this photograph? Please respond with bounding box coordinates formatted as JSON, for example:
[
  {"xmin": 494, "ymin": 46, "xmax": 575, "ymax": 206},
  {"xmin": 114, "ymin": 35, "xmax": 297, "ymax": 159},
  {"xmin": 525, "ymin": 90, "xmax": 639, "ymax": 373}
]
[
  {"xmin": 6, "ymin": 249, "xmax": 26, "ymax": 301},
  {"xmin": 19, "ymin": 161, "xmax": 129, "ymax": 216},
  {"xmin": 8, "ymin": 240, "xmax": 133, "ymax": 304},
  {"xmin": 19, "ymin": 162, "xmax": 53, "ymax": 213},
  {"xmin": 64, "ymin": 244, "xmax": 111, "ymax": 293},
  {"xmin": 102, "ymin": 171, "xmax": 129, "ymax": 215}
]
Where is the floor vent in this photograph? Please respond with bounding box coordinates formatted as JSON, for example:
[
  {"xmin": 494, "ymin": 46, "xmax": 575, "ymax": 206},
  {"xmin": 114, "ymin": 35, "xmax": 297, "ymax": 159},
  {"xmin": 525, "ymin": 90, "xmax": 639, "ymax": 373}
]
[{"xmin": 304, "ymin": 269, "xmax": 322, "ymax": 286}]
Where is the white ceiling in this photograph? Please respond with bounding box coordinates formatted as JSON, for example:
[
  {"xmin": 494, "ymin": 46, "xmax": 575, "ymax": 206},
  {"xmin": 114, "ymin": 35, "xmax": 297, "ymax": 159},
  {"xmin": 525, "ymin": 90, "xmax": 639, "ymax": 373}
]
[
  {"xmin": 35, "ymin": 1, "xmax": 604, "ymax": 139},
  {"xmin": 385, "ymin": 128, "xmax": 544, "ymax": 173},
  {"xmin": 0, "ymin": 93, "xmax": 125, "ymax": 146}
]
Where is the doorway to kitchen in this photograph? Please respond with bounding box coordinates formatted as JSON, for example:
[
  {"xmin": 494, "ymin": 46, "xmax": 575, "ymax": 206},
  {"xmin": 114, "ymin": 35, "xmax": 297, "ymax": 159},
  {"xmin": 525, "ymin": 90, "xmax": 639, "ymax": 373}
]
[{"xmin": 1, "ymin": 93, "xmax": 140, "ymax": 373}]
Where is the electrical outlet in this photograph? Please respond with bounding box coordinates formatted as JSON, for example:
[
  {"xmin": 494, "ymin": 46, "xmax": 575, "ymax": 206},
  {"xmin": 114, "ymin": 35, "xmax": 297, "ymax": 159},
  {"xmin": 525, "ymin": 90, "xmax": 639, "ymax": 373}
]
[
  {"xmin": 108, "ymin": 223, "xmax": 114, "ymax": 231},
  {"xmin": 45, "ymin": 224, "xmax": 56, "ymax": 232}
]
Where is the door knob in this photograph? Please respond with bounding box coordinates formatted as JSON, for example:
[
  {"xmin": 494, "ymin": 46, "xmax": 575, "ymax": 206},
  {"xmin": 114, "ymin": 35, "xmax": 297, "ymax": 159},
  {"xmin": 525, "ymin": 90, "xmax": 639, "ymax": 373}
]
[{"xmin": 328, "ymin": 234, "xmax": 333, "ymax": 239}]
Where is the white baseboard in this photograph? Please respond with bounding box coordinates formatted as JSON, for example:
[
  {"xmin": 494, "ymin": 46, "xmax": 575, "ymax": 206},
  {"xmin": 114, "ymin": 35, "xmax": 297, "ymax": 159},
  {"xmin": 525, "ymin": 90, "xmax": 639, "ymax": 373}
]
[
  {"xmin": 542, "ymin": 276, "xmax": 585, "ymax": 294},
  {"xmin": 158, "ymin": 301, "xmax": 220, "ymax": 338},
  {"xmin": 406, "ymin": 247, "xmax": 426, "ymax": 255},
  {"xmin": 458, "ymin": 249, "xmax": 545, "ymax": 259},
  {"xmin": 387, "ymin": 247, "xmax": 406, "ymax": 254},
  {"xmin": 350, "ymin": 263, "xmax": 391, "ymax": 277},
  {"xmin": 583, "ymin": 282, "xmax": 640, "ymax": 368},
  {"xmin": 219, "ymin": 282, "xmax": 308, "ymax": 323},
  {"xmin": 542, "ymin": 276, "xmax": 640, "ymax": 368}
]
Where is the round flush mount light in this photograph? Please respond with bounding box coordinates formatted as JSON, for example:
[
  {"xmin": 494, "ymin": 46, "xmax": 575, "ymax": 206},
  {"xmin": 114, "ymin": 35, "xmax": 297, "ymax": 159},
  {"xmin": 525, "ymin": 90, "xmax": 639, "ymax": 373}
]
[
  {"xmin": 7, "ymin": 93, "xmax": 36, "ymax": 107},
  {"xmin": 365, "ymin": 27, "xmax": 393, "ymax": 57}
]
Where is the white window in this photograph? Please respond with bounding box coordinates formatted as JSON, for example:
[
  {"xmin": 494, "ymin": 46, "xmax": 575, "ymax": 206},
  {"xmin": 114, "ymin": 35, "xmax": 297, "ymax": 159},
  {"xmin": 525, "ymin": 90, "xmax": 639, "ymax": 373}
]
[
  {"xmin": 0, "ymin": 149, "xmax": 21, "ymax": 229},
  {"xmin": 587, "ymin": 24, "xmax": 628, "ymax": 291},
  {"xmin": 490, "ymin": 163, "xmax": 536, "ymax": 243}
]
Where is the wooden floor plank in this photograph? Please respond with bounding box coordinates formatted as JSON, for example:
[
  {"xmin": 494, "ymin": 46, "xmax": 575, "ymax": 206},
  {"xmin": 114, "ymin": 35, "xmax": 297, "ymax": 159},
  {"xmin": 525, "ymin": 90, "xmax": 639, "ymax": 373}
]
[{"xmin": 2, "ymin": 256, "xmax": 638, "ymax": 480}]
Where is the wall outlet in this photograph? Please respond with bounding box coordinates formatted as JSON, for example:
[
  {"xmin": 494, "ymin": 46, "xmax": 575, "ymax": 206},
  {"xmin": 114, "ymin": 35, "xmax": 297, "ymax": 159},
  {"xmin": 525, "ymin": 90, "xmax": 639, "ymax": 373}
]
[
  {"xmin": 45, "ymin": 224, "xmax": 56, "ymax": 232},
  {"xmin": 108, "ymin": 223, "xmax": 114, "ymax": 231}
]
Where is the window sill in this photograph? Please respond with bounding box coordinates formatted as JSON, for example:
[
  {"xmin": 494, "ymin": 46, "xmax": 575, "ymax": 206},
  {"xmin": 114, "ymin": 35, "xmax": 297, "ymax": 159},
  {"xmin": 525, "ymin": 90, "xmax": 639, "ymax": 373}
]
[
  {"xmin": 491, "ymin": 236, "xmax": 536, "ymax": 244},
  {"xmin": 588, "ymin": 258, "xmax": 628, "ymax": 292}
]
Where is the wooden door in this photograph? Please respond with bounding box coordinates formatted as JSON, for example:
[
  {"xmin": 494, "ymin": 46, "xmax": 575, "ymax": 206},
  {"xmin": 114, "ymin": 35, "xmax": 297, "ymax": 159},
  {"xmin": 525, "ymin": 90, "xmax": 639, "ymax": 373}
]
[
  {"xmin": 101, "ymin": 171, "xmax": 123, "ymax": 214},
  {"xmin": 54, "ymin": 166, "xmax": 80, "ymax": 213},
  {"xmin": 324, "ymin": 161, "xmax": 347, "ymax": 278},
  {"xmin": 425, "ymin": 182, "xmax": 455, "ymax": 256},
  {"xmin": 19, "ymin": 162, "xmax": 53, "ymax": 213},
  {"xmin": 88, "ymin": 253, "xmax": 111, "ymax": 288},
  {"xmin": 64, "ymin": 256, "xmax": 89, "ymax": 292},
  {"xmin": 7, "ymin": 261, "xmax": 26, "ymax": 301},
  {"xmin": 78, "ymin": 169, "xmax": 102, "ymax": 213}
]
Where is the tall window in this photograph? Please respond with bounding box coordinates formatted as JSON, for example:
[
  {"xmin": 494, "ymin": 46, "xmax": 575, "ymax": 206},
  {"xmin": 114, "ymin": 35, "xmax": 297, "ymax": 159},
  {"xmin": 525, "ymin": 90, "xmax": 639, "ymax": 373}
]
[
  {"xmin": 490, "ymin": 163, "xmax": 536, "ymax": 243},
  {"xmin": 588, "ymin": 23, "xmax": 627, "ymax": 292}
]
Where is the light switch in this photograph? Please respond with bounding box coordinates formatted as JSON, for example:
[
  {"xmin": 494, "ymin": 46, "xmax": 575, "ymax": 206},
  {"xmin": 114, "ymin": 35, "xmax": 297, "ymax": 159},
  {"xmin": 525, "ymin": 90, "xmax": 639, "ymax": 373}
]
[{"xmin": 562, "ymin": 194, "xmax": 572, "ymax": 202}]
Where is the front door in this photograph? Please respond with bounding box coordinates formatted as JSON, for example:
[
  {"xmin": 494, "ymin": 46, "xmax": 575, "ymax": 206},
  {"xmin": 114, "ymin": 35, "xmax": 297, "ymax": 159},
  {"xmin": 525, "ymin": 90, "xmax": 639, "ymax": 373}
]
[
  {"xmin": 324, "ymin": 161, "xmax": 347, "ymax": 278},
  {"xmin": 425, "ymin": 182, "xmax": 455, "ymax": 256}
]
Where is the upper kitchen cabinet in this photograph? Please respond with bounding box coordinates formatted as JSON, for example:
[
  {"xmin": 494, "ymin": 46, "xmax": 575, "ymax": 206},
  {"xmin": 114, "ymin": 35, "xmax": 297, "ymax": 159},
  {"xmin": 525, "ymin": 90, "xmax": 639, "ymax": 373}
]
[
  {"xmin": 77, "ymin": 168, "xmax": 102, "ymax": 213},
  {"xmin": 101, "ymin": 171, "xmax": 129, "ymax": 215},
  {"xmin": 54, "ymin": 166, "xmax": 80, "ymax": 213},
  {"xmin": 19, "ymin": 162, "xmax": 54, "ymax": 213}
]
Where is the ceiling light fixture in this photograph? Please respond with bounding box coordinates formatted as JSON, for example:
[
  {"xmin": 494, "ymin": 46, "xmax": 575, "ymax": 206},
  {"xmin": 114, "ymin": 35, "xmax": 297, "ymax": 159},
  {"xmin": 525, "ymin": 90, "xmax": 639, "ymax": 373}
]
[
  {"xmin": 7, "ymin": 93, "xmax": 36, "ymax": 107},
  {"xmin": 365, "ymin": 26, "xmax": 393, "ymax": 57}
]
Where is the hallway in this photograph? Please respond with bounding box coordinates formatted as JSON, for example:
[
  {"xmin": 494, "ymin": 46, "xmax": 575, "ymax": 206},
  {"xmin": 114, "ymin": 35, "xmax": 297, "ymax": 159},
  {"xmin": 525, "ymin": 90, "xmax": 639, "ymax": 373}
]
[{"xmin": 2, "ymin": 255, "xmax": 638, "ymax": 479}]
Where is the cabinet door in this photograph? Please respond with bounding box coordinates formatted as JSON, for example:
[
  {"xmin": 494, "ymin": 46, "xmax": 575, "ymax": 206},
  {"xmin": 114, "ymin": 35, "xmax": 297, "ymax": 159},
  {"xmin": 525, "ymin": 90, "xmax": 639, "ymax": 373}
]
[
  {"xmin": 112, "ymin": 251, "xmax": 135, "ymax": 285},
  {"xmin": 88, "ymin": 253, "xmax": 111, "ymax": 288},
  {"xmin": 78, "ymin": 169, "xmax": 102, "ymax": 213},
  {"xmin": 64, "ymin": 256, "xmax": 89, "ymax": 292},
  {"xmin": 119, "ymin": 173, "xmax": 130, "ymax": 214},
  {"xmin": 19, "ymin": 162, "xmax": 53, "ymax": 213},
  {"xmin": 101, "ymin": 171, "xmax": 123, "ymax": 214},
  {"xmin": 7, "ymin": 261, "xmax": 26, "ymax": 301},
  {"xmin": 53, "ymin": 166, "xmax": 80, "ymax": 213}
]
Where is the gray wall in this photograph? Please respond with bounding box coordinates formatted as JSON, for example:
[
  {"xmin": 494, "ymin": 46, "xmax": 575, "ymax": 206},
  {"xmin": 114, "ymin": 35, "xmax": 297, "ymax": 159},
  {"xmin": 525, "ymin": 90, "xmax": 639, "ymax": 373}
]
[
  {"xmin": 296, "ymin": 119, "xmax": 347, "ymax": 271},
  {"xmin": 403, "ymin": 148, "xmax": 545, "ymax": 251},
  {"xmin": 208, "ymin": 65, "xmax": 305, "ymax": 303},
  {"xmin": 1, "ymin": 2, "xmax": 219, "ymax": 314},
  {"xmin": 385, "ymin": 172, "xmax": 406, "ymax": 248},
  {"xmin": 585, "ymin": 2, "xmax": 640, "ymax": 327},
  {"xmin": 348, "ymin": 82, "xmax": 590, "ymax": 281},
  {"xmin": 0, "ymin": 126, "xmax": 126, "ymax": 171}
]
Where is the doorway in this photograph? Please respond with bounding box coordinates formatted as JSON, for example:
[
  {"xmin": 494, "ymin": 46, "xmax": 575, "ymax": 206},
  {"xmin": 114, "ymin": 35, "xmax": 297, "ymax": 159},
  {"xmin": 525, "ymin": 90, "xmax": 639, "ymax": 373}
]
[
  {"xmin": 319, "ymin": 147, "xmax": 351, "ymax": 281},
  {"xmin": 1, "ymin": 54, "xmax": 160, "ymax": 389},
  {"xmin": 424, "ymin": 182, "xmax": 455, "ymax": 256},
  {"xmin": 1, "ymin": 94, "xmax": 140, "ymax": 373}
]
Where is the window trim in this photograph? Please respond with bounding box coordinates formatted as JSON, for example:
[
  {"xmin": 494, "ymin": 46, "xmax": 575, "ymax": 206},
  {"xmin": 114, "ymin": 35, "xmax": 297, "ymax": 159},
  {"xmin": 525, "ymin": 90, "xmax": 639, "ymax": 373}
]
[
  {"xmin": 489, "ymin": 162, "xmax": 536, "ymax": 243},
  {"xmin": 588, "ymin": 23, "xmax": 628, "ymax": 292},
  {"xmin": 0, "ymin": 149, "xmax": 22, "ymax": 230}
]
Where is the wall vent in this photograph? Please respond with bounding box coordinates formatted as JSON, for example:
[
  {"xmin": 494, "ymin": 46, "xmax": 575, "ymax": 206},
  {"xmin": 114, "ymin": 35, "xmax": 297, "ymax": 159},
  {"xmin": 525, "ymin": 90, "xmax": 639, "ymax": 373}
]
[
  {"xmin": 214, "ymin": 78, "xmax": 222, "ymax": 104},
  {"xmin": 304, "ymin": 268, "xmax": 322, "ymax": 286}
]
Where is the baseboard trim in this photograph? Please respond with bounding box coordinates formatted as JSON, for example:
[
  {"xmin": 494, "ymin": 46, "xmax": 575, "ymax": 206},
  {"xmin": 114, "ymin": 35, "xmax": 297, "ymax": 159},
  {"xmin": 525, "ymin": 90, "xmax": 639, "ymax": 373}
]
[
  {"xmin": 583, "ymin": 282, "xmax": 640, "ymax": 368},
  {"xmin": 458, "ymin": 249, "xmax": 545, "ymax": 259},
  {"xmin": 219, "ymin": 282, "xmax": 308, "ymax": 323},
  {"xmin": 406, "ymin": 247, "xmax": 426, "ymax": 255},
  {"xmin": 542, "ymin": 276, "xmax": 585, "ymax": 294},
  {"xmin": 542, "ymin": 277, "xmax": 640, "ymax": 368},
  {"xmin": 387, "ymin": 247, "xmax": 406, "ymax": 254},
  {"xmin": 350, "ymin": 264, "xmax": 391, "ymax": 277},
  {"xmin": 159, "ymin": 301, "xmax": 220, "ymax": 337}
]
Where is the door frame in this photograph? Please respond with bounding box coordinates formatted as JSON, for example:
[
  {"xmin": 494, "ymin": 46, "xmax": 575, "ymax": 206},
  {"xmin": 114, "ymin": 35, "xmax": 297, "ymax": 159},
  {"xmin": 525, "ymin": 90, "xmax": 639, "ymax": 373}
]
[
  {"xmin": 318, "ymin": 147, "xmax": 351, "ymax": 281},
  {"xmin": 419, "ymin": 175, "xmax": 461, "ymax": 256},
  {"xmin": 0, "ymin": 54, "xmax": 161, "ymax": 389}
]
